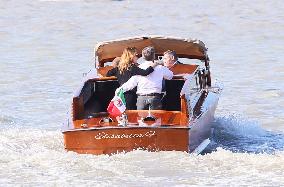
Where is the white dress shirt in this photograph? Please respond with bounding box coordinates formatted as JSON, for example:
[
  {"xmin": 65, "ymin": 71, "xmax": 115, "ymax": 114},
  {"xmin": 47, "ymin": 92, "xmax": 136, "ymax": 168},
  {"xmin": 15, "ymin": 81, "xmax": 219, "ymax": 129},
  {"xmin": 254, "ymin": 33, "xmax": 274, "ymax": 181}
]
[{"xmin": 119, "ymin": 61, "xmax": 173, "ymax": 95}]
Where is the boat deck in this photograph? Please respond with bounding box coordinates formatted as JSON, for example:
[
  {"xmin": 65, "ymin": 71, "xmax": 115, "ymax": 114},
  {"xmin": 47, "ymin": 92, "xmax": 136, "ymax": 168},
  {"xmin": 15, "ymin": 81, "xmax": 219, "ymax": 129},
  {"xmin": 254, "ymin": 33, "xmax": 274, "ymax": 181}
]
[{"xmin": 72, "ymin": 110, "xmax": 189, "ymax": 130}]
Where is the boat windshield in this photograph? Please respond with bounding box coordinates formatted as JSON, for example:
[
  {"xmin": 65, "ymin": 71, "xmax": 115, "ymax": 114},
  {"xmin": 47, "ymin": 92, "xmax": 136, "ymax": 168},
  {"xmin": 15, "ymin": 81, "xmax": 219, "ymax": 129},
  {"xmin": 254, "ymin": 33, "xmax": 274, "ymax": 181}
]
[{"xmin": 177, "ymin": 58, "xmax": 203, "ymax": 66}]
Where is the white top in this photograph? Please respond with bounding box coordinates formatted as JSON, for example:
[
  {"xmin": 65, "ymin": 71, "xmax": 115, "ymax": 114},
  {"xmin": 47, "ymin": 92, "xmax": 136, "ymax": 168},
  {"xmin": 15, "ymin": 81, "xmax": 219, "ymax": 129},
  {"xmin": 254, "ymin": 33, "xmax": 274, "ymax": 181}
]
[{"xmin": 120, "ymin": 61, "xmax": 173, "ymax": 94}]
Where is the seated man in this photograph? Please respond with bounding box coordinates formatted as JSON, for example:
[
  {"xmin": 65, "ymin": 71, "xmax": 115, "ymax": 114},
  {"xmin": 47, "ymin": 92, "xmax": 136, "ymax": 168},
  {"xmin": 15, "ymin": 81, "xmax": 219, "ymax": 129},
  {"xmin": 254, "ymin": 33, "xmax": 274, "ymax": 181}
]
[
  {"xmin": 117, "ymin": 46, "xmax": 173, "ymax": 110},
  {"xmin": 163, "ymin": 50, "xmax": 182, "ymax": 69}
]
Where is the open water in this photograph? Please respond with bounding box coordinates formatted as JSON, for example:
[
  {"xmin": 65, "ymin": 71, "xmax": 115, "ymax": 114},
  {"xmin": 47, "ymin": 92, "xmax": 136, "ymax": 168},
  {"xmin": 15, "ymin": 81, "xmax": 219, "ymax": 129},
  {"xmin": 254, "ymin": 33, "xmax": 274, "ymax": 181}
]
[{"xmin": 1, "ymin": 0, "xmax": 284, "ymax": 186}]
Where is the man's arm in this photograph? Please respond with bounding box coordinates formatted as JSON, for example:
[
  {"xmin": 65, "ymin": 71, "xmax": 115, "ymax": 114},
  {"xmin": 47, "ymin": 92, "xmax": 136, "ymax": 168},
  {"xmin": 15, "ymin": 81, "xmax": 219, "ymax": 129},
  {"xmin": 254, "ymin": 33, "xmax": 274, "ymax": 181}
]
[
  {"xmin": 132, "ymin": 66, "xmax": 154, "ymax": 76},
  {"xmin": 117, "ymin": 76, "xmax": 139, "ymax": 93},
  {"xmin": 162, "ymin": 67, "xmax": 174, "ymax": 80}
]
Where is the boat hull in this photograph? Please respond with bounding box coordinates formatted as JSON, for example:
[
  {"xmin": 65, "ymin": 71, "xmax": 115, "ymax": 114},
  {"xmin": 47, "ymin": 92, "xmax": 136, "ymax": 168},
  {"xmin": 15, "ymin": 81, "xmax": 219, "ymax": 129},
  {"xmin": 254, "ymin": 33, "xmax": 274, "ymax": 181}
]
[
  {"xmin": 63, "ymin": 127, "xmax": 189, "ymax": 154},
  {"xmin": 63, "ymin": 92, "xmax": 218, "ymax": 155}
]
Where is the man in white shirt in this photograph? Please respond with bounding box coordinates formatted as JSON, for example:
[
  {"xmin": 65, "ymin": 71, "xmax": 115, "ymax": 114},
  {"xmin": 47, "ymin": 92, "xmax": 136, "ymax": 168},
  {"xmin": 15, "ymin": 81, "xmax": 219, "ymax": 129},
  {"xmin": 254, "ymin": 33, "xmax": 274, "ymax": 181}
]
[{"xmin": 117, "ymin": 46, "xmax": 173, "ymax": 110}]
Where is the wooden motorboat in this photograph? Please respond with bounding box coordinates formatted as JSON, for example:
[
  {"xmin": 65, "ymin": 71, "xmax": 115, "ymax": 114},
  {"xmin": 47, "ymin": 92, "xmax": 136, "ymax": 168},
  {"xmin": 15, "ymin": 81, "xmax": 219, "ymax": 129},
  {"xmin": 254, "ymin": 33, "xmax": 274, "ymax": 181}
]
[{"xmin": 62, "ymin": 36, "xmax": 221, "ymax": 155}]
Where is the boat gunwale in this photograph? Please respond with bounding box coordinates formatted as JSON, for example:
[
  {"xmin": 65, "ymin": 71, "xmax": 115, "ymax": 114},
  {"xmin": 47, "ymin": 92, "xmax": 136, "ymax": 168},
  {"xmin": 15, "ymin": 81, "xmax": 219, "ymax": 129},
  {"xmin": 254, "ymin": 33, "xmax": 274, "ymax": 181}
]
[{"xmin": 62, "ymin": 125, "xmax": 191, "ymax": 133}]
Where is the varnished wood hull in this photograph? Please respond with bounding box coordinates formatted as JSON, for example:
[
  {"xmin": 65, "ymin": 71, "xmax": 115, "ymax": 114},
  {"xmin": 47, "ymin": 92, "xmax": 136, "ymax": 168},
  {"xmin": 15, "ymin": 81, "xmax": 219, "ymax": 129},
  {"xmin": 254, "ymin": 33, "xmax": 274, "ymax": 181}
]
[
  {"xmin": 63, "ymin": 92, "xmax": 219, "ymax": 155},
  {"xmin": 63, "ymin": 127, "xmax": 189, "ymax": 154}
]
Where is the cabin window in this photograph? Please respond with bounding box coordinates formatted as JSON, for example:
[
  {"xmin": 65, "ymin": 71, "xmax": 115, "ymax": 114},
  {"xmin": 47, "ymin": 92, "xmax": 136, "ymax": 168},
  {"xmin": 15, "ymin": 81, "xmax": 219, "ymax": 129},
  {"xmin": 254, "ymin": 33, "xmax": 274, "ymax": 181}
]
[{"xmin": 178, "ymin": 58, "xmax": 201, "ymax": 65}]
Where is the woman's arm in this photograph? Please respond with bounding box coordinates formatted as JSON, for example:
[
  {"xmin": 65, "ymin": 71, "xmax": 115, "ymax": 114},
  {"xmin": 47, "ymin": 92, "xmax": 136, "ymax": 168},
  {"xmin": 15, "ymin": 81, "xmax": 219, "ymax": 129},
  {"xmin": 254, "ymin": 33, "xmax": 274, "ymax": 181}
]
[
  {"xmin": 132, "ymin": 65, "xmax": 154, "ymax": 76},
  {"xmin": 106, "ymin": 67, "xmax": 118, "ymax": 77}
]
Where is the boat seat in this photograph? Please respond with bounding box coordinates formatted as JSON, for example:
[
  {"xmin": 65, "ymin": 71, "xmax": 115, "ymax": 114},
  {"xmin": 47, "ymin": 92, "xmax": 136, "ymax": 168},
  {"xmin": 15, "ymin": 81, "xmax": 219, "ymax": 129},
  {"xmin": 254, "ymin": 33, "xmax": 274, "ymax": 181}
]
[{"xmin": 171, "ymin": 64, "xmax": 198, "ymax": 75}]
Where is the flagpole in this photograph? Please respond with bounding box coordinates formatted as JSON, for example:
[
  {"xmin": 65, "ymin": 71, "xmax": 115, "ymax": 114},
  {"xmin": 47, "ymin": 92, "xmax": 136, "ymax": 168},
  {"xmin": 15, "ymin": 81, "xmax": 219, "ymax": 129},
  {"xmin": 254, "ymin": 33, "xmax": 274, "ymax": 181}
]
[{"xmin": 119, "ymin": 112, "xmax": 128, "ymax": 126}]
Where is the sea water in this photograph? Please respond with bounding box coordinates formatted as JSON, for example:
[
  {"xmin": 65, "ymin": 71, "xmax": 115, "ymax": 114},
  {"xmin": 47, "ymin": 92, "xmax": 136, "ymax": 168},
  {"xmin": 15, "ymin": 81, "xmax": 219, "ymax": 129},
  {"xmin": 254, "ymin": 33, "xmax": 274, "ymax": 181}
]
[{"xmin": 0, "ymin": 0, "xmax": 284, "ymax": 186}]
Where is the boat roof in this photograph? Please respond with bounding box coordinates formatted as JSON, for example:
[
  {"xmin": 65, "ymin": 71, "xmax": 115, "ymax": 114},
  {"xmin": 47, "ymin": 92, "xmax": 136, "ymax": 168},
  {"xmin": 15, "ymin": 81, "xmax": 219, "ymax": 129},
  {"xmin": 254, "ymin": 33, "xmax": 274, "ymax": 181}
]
[{"xmin": 95, "ymin": 36, "xmax": 208, "ymax": 65}]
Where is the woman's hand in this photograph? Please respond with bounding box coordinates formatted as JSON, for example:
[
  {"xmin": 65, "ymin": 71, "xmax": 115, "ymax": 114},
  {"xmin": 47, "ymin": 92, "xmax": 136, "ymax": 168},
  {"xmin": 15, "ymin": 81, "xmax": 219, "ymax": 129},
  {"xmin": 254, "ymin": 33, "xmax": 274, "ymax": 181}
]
[{"xmin": 150, "ymin": 61, "xmax": 160, "ymax": 68}]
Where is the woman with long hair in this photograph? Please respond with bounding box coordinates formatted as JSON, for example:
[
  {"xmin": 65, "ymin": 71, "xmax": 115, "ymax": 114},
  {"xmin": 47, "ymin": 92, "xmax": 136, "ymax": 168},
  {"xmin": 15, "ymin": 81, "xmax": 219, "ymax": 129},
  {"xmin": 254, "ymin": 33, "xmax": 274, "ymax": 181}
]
[{"xmin": 107, "ymin": 47, "xmax": 156, "ymax": 109}]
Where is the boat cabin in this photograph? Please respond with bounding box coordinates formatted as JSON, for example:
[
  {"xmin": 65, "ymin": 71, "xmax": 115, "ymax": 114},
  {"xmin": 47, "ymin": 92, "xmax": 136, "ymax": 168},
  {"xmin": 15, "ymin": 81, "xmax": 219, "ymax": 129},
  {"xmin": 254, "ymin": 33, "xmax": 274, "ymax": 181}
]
[{"xmin": 71, "ymin": 36, "xmax": 211, "ymax": 129}]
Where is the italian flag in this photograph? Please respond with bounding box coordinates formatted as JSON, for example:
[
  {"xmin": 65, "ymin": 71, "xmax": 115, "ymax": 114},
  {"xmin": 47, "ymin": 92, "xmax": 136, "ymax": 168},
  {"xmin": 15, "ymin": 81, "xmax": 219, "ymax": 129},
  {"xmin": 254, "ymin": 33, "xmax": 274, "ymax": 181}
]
[{"xmin": 107, "ymin": 89, "xmax": 126, "ymax": 117}]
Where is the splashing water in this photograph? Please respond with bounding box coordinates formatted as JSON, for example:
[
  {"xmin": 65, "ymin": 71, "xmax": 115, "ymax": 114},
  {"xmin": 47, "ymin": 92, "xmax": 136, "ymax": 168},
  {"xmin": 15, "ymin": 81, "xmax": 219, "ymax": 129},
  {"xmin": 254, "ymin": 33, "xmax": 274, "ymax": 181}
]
[{"xmin": 206, "ymin": 114, "xmax": 284, "ymax": 154}]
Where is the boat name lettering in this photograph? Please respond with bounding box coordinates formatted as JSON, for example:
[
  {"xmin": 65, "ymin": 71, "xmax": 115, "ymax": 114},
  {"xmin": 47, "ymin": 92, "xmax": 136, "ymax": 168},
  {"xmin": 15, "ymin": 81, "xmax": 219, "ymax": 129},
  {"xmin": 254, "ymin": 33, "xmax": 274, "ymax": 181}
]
[{"xmin": 95, "ymin": 131, "xmax": 156, "ymax": 140}]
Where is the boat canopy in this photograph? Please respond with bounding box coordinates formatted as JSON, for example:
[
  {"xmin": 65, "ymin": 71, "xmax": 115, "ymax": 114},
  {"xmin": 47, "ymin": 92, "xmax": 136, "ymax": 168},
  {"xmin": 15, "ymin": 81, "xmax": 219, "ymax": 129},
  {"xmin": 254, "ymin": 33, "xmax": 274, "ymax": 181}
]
[{"xmin": 95, "ymin": 36, "xmax": 208, "ymax": 66}]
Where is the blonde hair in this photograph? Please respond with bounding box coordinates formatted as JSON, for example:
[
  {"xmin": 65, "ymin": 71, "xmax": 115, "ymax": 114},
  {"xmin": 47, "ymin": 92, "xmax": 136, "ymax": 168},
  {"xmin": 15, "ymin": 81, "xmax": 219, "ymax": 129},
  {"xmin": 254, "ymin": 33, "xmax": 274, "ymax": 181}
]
[{"xmin": 118, "ymin": 47, "xmax": 137, "ymax": 74}]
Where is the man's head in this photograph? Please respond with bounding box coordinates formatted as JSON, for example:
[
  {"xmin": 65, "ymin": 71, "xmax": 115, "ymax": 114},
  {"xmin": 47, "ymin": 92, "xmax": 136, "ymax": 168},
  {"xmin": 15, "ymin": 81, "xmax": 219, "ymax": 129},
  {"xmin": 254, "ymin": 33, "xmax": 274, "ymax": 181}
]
[
  {"xmin": 142, "ymin": 46, "xmax": 155, "ymax": 61},
  {"xmin": 163, "ymin": 50, "xmax": 178, "ymax": 68}
]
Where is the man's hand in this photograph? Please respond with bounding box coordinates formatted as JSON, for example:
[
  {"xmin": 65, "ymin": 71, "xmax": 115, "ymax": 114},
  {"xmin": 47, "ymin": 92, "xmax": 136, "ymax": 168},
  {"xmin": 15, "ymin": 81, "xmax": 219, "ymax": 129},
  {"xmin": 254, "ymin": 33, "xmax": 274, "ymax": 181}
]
[
  {"xmin": 149, "ymin": 61, "xmax": 157, "ymax": 68},
  {"xmin": 155, "ymin": 60, "xmax": 164, "ymax": 66},
  {"xmin": 115, "ymin": 88, "xmax": 121, "ymax": 96}
]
